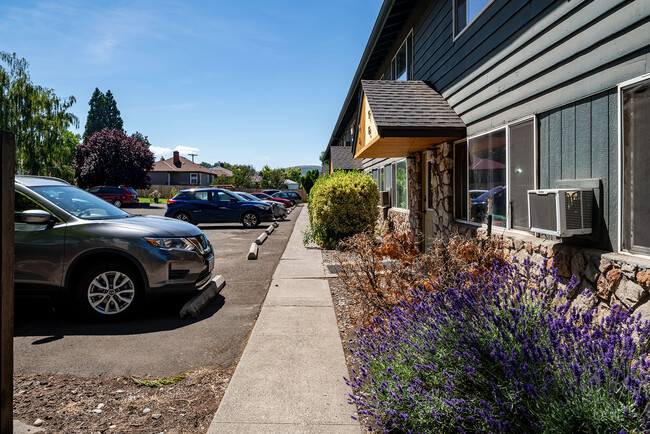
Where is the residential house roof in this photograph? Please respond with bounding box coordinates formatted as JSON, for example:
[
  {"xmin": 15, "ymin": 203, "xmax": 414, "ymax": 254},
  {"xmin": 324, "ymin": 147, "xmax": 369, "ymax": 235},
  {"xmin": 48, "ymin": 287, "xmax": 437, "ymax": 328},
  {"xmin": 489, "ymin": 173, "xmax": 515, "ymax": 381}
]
[
  {"xmin": 330, "ymin": 146, "xmax": 363, "ymax": 171},
  {"xmin": 361, "ymin": 80, "xmax": 465, "ymax": 137},
  {"xmin": 151, "ymin": 155, "xmax": 233, "ymax": 177}
]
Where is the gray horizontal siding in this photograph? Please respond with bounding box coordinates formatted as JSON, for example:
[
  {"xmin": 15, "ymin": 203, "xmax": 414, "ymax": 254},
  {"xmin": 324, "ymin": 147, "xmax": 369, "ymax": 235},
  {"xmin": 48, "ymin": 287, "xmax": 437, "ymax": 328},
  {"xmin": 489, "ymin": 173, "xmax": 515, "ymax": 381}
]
[
  {"xmin": 363, "ymin": 157, "xmax": 404, "ymax": 171},
  {"xmin": 413, "ymin": 0, "xmax": 650, "ymax": 135},
  {"xmin": 538, "ymin": 89, "xmax": 618, "ymax": 251}
]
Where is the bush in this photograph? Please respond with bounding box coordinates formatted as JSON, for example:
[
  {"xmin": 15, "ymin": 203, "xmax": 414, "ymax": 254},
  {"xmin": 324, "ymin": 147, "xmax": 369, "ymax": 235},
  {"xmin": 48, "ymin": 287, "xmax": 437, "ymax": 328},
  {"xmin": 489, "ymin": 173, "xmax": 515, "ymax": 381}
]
[
  {"xmin": 148, "ymin": 190, "xmax": 161, "ymax": 203},
  {"xmin": 169, "ymin": 187, "xmax": 179, "ymax": 199},
  {"xmin": 336, "ymin": 231, "xmax": 507, "ymax": 326},
  {"xmin": 347, "ymin": 261, "xmax": 650, "ymax": 433},
  {"xmin": 304, "ymin": 171, "xmax": 379, "ymax": 248}
]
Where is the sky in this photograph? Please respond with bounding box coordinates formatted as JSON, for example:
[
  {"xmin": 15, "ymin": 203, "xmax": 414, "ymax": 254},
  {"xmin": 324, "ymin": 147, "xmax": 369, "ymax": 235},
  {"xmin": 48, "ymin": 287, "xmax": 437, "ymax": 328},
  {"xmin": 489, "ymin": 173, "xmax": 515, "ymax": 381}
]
[{"xmin": 0, "ymin": 0, "xmax": 383, "ymax": 170}]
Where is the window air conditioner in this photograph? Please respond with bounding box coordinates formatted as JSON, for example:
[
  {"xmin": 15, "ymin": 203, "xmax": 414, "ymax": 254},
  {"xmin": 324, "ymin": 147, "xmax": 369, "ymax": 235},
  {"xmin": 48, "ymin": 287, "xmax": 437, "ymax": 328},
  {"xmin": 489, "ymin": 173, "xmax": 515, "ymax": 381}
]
[
  {"xmin": 379, "ymin": 190, "xmax": 391, "ymax": 207},
  {"xmin": 527, "ymin": 188, "xmax": 593, "ymax": 237}
]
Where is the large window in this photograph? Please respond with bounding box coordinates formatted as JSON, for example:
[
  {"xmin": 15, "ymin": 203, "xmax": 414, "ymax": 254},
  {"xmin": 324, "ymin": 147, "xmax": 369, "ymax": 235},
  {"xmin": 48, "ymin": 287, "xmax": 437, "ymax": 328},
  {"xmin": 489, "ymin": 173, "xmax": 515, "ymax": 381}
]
[
  {"xmin": 455, "ymin": 119, "xmax": 535, "ymax": 230},
  {"xmin": 454, "ymin": 0, "xmax": 492, "ymax": 37},
  {"xmin": 468, "ymin": 129, "xmax": 506, "ymax": 227},
  {"xmin": 622, "ymin": 77, "xmax": 650, "ymax": 254},
  {"xmin": 388, "ymin": 32, "xmax": 413, "ymax": 81},
  {"xmin": 395, "ymin": 160, "xmax": 408, "ymax": 209},
  {"xmin": 509, "ymin": 119, "xmax": 535, "ymax": 230}
]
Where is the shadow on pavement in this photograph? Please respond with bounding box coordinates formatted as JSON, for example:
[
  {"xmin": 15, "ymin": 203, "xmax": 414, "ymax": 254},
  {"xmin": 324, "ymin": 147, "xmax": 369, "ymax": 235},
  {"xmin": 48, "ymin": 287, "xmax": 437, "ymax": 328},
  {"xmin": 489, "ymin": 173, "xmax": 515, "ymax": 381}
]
[{"xmin": 14, "ymin": 292, "xmax": 226, "ymax": 339}]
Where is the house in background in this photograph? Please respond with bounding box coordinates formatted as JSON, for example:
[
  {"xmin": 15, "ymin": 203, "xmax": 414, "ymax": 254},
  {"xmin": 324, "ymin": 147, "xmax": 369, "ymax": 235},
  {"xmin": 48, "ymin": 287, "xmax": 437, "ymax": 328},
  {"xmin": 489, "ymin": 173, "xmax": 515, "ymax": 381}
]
[
  {"xmin": 325, "ymin": 0, "xmax": 650, "ymax": 318},
  {"xmin": 149, "ymin": 151, "xmax": 232, "ymax": 186},
  {"xmin": 323, "ymin": 124, "xmax": 363, "ymax": 173}
]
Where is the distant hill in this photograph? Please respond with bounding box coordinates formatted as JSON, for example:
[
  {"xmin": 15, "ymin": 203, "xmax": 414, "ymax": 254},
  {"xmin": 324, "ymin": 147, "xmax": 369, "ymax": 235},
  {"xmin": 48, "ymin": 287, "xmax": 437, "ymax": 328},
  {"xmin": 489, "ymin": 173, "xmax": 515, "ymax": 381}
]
[{"xmin": 288, "ymin": 165, "xmax": 321, "ymax": 176}]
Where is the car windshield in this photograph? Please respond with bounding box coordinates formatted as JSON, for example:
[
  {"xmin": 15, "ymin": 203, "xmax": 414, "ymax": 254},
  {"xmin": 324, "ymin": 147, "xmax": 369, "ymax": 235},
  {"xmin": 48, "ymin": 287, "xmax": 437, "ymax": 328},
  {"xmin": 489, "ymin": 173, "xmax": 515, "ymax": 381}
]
[
  {"xmin": 236, "ymin": 192, "xmax": 258, "ymax": 201},
  {"xmin": 32, "ymin": 185, "xmax": 130, "ymax": 220},
  {"xmin": 127, "ymin": 187, "xmax": 138, "ymax": 195}
]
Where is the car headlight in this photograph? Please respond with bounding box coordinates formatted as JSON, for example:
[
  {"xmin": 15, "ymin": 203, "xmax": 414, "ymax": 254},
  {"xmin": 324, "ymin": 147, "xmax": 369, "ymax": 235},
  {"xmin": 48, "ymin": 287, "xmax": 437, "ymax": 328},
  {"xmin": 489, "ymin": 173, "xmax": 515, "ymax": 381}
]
[
  {"xmin": 253, "ymin": 204, "xmax": 270, "ymax": 210},
  {"xmin": 145, "ymin": 237, "xmax": 195, "ymax": 251}
]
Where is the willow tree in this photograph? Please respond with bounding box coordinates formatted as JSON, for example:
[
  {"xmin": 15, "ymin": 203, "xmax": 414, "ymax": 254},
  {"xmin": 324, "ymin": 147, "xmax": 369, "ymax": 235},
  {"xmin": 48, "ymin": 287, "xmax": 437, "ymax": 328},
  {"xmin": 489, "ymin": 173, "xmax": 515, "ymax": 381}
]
[{"xmin": 0, "ymin": 52, "xmax": 79, "ymax": 180}]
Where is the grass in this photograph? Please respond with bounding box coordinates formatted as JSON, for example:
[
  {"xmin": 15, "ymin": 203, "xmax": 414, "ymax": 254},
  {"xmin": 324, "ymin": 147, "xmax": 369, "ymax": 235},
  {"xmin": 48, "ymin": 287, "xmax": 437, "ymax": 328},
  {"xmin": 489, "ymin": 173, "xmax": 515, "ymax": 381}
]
[
  {"xmin": 138, "ymin": 197, "xmax": 165, "ymax": 204},
  {"xmin": 131, "ymin": 374, "xmax": 187, "ymax": 388}
]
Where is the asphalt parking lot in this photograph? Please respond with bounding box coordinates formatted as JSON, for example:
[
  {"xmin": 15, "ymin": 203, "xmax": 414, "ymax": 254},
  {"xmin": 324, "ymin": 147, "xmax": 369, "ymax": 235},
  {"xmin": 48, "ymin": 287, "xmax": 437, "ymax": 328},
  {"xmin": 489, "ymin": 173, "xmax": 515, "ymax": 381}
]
[{"xmin": 13, "ymin": 203, "xmax": 303, "ymax": 377}]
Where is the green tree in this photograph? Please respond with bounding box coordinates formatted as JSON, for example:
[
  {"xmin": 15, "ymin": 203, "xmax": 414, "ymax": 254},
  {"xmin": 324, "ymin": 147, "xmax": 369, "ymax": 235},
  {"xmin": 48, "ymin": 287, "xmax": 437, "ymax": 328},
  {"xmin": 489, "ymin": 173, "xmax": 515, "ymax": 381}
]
[
  {"xmin": 199, "ymin": 161, "xmax": 213, "ymax": 169},
  {"xmin": 300, "ymin": 169, "xmax": 319, "ymax": 195},
  {"xmin": 105, "ymin": 90, "xmax": 123, "ymax": 131},
  {"xmin": 260, "ymin": 165, "xmax": 285, "ymax": 189},
  {"xmin": 230, "ymin": 164, "xmax": 256, "ymax": 188},
  {"xmin": 84, "ymin": 88, "xmax": 123, "ymax": 137},
  {"xmin": 284, "ymin": 167, "xmax": 302, "ymax": 183},
  {"xmin": 131, "ymin": 131, "xmax": 151, "ymax": 147},
  {"xmin": 0, "ymin": 52, "xmax": 79, "ymax": 177}
]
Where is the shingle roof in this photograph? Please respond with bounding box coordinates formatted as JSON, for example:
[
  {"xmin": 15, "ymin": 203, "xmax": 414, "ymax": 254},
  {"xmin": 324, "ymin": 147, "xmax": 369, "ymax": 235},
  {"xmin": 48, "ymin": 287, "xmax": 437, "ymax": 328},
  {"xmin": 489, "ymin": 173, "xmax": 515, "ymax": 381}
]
[
  {"xmin": 361, "ymin": 80, "xmax": 465, "ymax": 136},
  {"xmin": 152, "ymin": 156, "xmax": 232, "ymax": 176},
  {"xmin": 331, "ymin": 146, "xmax": 363, "ymax": 170}
]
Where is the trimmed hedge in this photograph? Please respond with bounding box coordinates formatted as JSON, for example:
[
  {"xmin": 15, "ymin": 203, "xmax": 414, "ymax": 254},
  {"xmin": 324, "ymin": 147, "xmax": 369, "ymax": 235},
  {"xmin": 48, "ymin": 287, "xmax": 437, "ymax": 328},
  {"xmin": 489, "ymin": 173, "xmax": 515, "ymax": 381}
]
[{"xmin": 304, "ymin": 171, "xmax": 379, "ymax": 248}]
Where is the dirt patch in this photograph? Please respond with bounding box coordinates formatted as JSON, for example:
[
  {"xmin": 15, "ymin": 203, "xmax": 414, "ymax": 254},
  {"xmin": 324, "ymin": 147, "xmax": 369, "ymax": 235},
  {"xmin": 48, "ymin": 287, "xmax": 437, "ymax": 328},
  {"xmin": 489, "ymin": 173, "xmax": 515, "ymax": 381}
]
[{"xmin": 13, "ymin": 366, "xmax": 233, "ymax": 433}]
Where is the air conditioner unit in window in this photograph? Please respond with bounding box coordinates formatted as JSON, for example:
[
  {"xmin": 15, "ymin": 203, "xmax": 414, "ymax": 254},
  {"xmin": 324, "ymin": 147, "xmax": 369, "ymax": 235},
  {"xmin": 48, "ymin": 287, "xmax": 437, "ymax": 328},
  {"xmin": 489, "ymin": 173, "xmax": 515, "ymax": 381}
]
[
  {"xmin": 379, "ymin": 190, "xmax": 391, "ymax": 207},
  {"xmin": 527, "ymin": 188, "xmax": 594, "ymax": 237}
]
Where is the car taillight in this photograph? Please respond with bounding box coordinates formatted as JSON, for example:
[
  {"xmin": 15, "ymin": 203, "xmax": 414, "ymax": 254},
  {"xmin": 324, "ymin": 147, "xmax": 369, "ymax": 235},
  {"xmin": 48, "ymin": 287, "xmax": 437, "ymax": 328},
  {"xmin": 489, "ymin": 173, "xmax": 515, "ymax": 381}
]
[
  {"xmin": 125, "ymin": 193, "xmax": 134, "ymax": 198},
  {"xmin": 167, "ymin": 199, "xmax": 176, "ymax": 204}
]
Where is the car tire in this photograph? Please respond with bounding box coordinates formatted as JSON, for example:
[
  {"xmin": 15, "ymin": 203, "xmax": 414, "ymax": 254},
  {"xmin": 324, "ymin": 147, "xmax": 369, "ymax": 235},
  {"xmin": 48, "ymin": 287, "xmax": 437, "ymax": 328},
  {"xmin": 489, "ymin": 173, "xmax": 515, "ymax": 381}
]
[
  {"xmin": 113, "ymin": 199, "xmax": 122, "ymax": 208},
  {"xmin": 76, "ymin": 261, "xmax": 143, "ymax": 321},
  {"xmin": 173, "ymin": 211, "xmax": 193, "ymax": 224},
  {"xmin": 241, "ymin": 211, "xmax": 260, "ymax": 228}
]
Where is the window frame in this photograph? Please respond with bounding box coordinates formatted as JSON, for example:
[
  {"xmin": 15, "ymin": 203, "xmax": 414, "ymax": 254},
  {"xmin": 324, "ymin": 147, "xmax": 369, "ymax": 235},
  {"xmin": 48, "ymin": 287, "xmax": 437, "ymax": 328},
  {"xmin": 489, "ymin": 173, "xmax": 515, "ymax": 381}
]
[
  {"xmin": 190, "ymin": 172, "xmax": 199, "ymax": 185},
  {"xmin": 453, "ymin": 0, "xmax": 496, "ymax": 41},
  {"xmin": 617, "ymin": 73, "xmax": 650, "ymax": 256},
  {"xmin": 393, "ymin": 158, "xmax": 409, "ymax": 210},
  {"xmin": 389, "ymin": 30, "xmax": 413, "ymax": 82},
  {"xmin": 454, "ymin": 115, "xmax": 537, "ymax": 232}
]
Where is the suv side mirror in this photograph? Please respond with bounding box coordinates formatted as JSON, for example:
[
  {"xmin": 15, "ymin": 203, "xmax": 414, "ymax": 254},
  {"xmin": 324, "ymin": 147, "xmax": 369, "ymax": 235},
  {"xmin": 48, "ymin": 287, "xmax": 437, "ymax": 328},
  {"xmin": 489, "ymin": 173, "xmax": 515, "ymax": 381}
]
[{"xmin": 21, "ymin": 209, "xmax": 54, "ymax": 225}]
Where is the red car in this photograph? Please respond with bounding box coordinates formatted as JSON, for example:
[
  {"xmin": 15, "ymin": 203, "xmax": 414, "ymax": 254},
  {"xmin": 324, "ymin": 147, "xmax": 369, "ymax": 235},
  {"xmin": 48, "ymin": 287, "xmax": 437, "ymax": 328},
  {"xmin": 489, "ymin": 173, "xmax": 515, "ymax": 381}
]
[
  {"xmin": 251, "ymin": 192, "xmax": 292, "ymax": 207},
  {"xmin": 88, "ymin": 185, "xmax": 138, "ymax": 208}
]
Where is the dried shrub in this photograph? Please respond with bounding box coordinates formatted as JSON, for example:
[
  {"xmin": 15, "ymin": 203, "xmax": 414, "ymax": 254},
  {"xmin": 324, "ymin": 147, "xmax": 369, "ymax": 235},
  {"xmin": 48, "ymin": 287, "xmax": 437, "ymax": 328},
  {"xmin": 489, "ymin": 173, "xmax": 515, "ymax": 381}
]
[{"xmin": 335, "ymin": 226, "xmax": 508, "ymax": 326}]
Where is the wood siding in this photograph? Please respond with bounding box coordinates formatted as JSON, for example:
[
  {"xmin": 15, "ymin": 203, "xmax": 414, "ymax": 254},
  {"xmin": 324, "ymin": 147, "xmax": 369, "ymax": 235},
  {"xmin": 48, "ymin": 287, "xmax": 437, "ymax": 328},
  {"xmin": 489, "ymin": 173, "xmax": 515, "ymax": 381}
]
[
  {"xmin": 538, "ymin": 89, "xmax": 618, "ymax": 251},
  {"xmin": 413, "ymin": 0, "xmax": 650, "ymax": 135}
]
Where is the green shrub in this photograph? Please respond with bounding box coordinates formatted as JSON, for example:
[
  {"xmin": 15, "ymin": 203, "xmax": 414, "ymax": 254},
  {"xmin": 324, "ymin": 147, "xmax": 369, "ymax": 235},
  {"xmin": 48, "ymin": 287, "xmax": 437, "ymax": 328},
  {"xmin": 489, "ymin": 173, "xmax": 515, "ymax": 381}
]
[
  {"xmin": 304, "ymin": 171, "xmax": 379, "ymax": 248},
  {"xmin": 148, "ymin": 190, "xmax": 161, "ymax": 203}
]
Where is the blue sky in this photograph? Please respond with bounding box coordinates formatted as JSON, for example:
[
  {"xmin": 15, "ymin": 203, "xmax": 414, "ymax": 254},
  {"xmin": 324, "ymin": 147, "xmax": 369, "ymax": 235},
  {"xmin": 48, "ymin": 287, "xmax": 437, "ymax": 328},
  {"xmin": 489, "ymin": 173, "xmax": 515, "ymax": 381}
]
[{"xmin": 0, "ymin": 0, "xmax": 382, "ymax": 169}]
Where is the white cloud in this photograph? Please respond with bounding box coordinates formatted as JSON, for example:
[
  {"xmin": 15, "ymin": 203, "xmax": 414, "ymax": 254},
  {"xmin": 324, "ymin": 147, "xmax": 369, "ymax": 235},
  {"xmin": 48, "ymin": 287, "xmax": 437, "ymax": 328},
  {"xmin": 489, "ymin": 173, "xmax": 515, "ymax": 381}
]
[
  {"xmin": 150, "ymin": 146, "xmax": 172, "ymax": 156},
  {"xmin": 175, "ymin": 145, "xmax": 199, "ymax": 154}
]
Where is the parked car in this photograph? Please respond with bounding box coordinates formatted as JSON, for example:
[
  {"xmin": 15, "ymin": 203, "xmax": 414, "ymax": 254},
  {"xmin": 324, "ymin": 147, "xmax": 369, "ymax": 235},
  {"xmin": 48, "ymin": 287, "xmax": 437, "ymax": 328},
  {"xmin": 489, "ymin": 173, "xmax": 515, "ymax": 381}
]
[
  {"xmin": 271, "ymin": 191, "xmax": 302, "ymax": 205},
  {"xmin": 166, "ymin": 188, "xmax": 274, "ymax": 227},
  {"xmin": 88, "ymin": 185, "xmax": 138, "ymax": 208},
  {"xmin": 235, "ymin": 191, "xmax": 287, "ymax": 219},
  {"xmin": 262, "ymin": 189, "xmax": 280, "ymax": 196},
  {"xmin": 470, "ymin": 186, "xmax": 507, "ymax": 224},
  {"xmin": 250, "ymin": 192, "xmax": 293, "ymax": 208},
  {"xmin": 15, "ymin": 176, "xmax": 214, "ymax": 320}
]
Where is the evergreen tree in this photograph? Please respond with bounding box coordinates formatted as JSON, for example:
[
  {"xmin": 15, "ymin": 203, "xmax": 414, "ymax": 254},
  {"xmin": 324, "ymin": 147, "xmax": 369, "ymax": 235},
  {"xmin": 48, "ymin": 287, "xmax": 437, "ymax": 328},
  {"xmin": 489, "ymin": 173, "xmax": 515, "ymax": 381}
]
[
  {"xmin": 84, "ymin": 88, "xmax": 123, "ymax": 137},
  {"xmin": 105, "ymin": 90, "xmax": 123, "ymax": 131}
]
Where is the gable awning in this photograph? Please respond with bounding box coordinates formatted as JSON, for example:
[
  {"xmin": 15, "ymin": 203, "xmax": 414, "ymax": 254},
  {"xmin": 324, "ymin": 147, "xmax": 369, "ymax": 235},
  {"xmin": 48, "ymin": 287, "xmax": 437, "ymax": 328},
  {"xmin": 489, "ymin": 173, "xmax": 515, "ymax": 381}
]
[{"xmin": 354, "ymin": 80, "xmax": 466, "ymax": 158}]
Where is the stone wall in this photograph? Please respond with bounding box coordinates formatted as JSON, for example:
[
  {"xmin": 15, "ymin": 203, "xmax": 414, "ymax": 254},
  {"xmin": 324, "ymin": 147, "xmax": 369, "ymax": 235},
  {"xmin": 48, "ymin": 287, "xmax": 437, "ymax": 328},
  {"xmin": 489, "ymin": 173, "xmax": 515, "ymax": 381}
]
[
  {"xmin": 407, "ymin": 153, "xmax": 422, "ymax": 236},
  {"xmin": 450, "ymin": 223, "xmax": 650, "ymax": 324},
  {"xmin": 428, "ymin": 142, "xmax": 454, "ymax": 239}
]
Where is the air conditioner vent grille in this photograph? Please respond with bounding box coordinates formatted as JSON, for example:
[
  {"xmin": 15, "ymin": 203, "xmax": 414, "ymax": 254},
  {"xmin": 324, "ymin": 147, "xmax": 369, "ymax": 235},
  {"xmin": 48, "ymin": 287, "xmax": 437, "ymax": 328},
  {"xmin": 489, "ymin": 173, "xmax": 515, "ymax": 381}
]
[
  {"xmin": 529, "ymin": 192, "xmax": 557, "ymax": 231},
  {"xmin": 564, "ymin": 190, "xmax": 593, "ymax": 230},
  {"xmin": 528, "ymin": 188, "xmax": 594, "ymax": 237}
]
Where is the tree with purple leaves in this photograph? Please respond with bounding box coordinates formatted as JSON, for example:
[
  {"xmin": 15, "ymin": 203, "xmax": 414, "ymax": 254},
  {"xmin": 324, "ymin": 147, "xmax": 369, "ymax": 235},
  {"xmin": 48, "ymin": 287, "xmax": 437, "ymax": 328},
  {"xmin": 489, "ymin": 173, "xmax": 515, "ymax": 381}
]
[
  {"xmin": 75, "ymin": 128, "xmax": 154, "ymax": 189},
  {"xmin": 347, "ymin": 259, "xmax": 650, "ymax": 433}
]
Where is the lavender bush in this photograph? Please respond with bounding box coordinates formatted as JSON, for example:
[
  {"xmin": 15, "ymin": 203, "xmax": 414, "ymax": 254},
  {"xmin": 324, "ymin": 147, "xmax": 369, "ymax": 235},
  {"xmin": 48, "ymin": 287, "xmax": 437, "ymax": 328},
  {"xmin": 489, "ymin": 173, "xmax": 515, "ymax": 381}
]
[{"xmin": 347, "ymin": 261, "xmax": 650, "ymax": 433}]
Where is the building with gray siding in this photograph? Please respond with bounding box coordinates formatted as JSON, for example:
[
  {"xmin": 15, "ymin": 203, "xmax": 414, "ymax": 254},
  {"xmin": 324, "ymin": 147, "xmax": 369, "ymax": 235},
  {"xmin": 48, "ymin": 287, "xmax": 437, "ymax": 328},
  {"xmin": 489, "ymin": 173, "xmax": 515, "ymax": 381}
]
[{"xmin": 325, "ymin": 0, "xmax": 650, "ymax": 315}]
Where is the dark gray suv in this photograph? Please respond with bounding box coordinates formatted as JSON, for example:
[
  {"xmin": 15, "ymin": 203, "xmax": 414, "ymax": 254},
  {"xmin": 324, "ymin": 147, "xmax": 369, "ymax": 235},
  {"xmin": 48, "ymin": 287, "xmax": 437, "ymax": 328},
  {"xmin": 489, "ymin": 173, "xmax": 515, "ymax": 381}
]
[{"xmin": 15, "ymin": 176, "xmax": 214, "ymax": 320}]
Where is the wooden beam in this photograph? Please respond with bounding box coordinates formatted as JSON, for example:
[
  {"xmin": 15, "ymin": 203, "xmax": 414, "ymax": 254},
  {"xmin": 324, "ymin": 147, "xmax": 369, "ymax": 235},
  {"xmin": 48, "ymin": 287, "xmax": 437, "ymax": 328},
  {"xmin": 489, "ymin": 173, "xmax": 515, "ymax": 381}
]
[{"xmin": 0, "ymin": 131, "xmax": 14, "ymax": 433}]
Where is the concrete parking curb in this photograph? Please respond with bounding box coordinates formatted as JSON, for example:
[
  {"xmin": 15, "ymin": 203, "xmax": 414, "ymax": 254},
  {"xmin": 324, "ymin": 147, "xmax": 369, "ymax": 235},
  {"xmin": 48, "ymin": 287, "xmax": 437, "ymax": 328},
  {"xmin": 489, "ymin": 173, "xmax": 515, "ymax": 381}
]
[
  {"xmin": 247, "ymin": 243, "xmax": 258, "ymax": 260},
  {"xmin": 272, "ymin": 221, "xmax": 279, "ymax": 228},
  {"xmin": 179, "ymin": 275, "xmax": 226, "ymax": 319},
  {"xmin": 266, "ymin": 225, "xmax": 274, "ymax": 235},
  {"xmin": 255, "ymin": 232, "xmax": 268, "ymax": 245}
]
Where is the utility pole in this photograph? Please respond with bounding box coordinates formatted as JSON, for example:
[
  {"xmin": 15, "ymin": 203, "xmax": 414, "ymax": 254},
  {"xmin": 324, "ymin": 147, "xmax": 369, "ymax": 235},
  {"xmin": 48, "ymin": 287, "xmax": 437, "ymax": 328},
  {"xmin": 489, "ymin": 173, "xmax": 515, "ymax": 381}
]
[{"xmin": 188, "ymin": 153, "xmax": 197, "ymax": 163}]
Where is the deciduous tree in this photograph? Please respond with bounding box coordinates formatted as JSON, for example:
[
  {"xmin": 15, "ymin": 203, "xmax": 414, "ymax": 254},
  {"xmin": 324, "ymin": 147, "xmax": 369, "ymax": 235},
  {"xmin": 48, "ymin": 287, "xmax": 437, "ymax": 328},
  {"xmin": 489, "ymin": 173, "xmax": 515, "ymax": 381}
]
[
  {"xmin": 0, "ymin": 51, "xmax": 79, "ymax": 177},
  {"xmin": 260, "ymin": 165, "xmax": 285, "ymax": 189},
  {"xmin": 75, "ymin": 128, "xmax": 154, "ymax": 188}
]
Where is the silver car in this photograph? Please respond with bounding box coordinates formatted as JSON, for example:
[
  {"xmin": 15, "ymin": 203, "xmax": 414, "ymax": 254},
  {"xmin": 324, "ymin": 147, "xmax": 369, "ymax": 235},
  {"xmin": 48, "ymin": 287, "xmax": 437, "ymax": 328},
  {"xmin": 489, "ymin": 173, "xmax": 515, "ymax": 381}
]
[{"xmin": 15, "ymin": 176, "xmax": 214, "ymax": 320}]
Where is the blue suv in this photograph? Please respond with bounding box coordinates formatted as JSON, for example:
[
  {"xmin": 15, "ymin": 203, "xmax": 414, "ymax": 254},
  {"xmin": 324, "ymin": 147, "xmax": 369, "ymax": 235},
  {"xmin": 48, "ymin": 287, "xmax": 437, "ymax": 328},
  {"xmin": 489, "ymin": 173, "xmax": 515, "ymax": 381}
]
[{"xmin": 166, "ymin": 188, "xmax": 274, "ymax": 228}]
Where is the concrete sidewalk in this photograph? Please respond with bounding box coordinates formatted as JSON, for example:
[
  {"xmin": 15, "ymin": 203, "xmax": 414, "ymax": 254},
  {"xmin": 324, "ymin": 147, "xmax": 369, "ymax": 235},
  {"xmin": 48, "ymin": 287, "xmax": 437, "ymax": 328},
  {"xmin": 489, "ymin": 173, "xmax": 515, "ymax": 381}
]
[{"xmin": 208, "ymin": 206, "xmax": 360, "ymax": 433}]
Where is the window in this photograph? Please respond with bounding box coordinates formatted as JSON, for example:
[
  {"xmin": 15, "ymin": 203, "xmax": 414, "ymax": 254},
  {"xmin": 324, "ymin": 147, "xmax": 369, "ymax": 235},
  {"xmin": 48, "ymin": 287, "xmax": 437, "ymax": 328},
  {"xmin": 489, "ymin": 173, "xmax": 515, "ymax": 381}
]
[
  {"xmin": 509, "ymin": 119, "xmax": 535, "ymax": 230},
  {"xmin": 390, "ymin": 32, "xmax": 413, "ymax": 81},
  {"xmin": 395, "ymin": 160, "xmax": 408, "ymax": 209},
  {"xmin": 454, "ymin": 0, "xmax": 492, "ymax": 37},
  {"xmin": 385, "ymin": 164, "xmax": 393, "ymax": 202},
  {"xmin": 190, "ymin": 173, "xmax": 199, "ymax": 184},
  {"xmin": 622, "ymin": 77, "xmax": 650, "ymax": 254},
  {"xmin": 379, "ymin": 167, "xmax": 385, "ymax": 191},
  {"xmin": 454, "ymin": 141, "xmax": 468, "ymax": 220},
  {"xmin": 455, "ymin": 119, "xmax": 536, "ymax": 229},
  {"xmin": 468, "ymin": 129, "xmax": 506, "ymax": 227}
]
